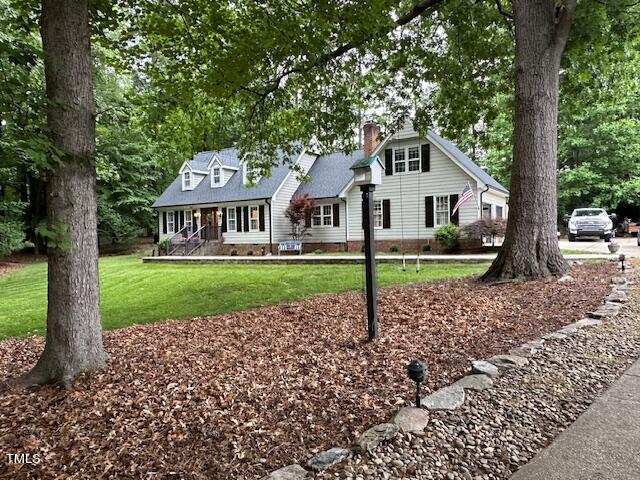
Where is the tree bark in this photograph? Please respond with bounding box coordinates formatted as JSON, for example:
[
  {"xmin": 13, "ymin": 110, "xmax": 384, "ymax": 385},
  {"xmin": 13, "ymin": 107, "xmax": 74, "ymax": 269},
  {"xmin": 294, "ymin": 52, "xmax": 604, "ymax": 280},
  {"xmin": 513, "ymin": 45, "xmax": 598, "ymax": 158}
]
[
  {"xmin": 482, "ymin": 0, "xmax": 576, "ymax": 281},
  {"xmin": 19, "ymin": 0, "xmax": 106, "ymax": 386}
]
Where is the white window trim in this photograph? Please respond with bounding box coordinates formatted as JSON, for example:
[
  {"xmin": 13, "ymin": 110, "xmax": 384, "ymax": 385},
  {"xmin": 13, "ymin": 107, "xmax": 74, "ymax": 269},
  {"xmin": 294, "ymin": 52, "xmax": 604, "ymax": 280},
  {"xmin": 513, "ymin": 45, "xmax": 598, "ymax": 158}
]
[
  {"xmin": 167, "ymin": 211, "xmax": 175, "ymax": 234},
  {"xmin": 311, "ymin": 204, "xmax": 334, "ymax": 228},
  {"xmin": 211, "ymin": 165, "xmax": 222, "ymax": 188},
  {"xmin": 226, "ymin": 207, "xmax": 237, "ymax": 232},
  {"xmin": 373, "ymin": 200, "xmax": 383, "ymax": 230},
  {"xmin": 435, "ymin": 195, "xmax": 450, "ymax": 227},
  {"xmin": 248, "ymin": 205, "xmax": 260, "ymax": 232},
  {"xmin": 185, "ymin": 210, "xmax": 193, "ymax": 230},
  {"xmin": 393, "ymin": 145, "xmax": 421, "ymax": 175},
  {"xmin": 182, "ymin": 171, "xmax": 193, "ymax": 191}
]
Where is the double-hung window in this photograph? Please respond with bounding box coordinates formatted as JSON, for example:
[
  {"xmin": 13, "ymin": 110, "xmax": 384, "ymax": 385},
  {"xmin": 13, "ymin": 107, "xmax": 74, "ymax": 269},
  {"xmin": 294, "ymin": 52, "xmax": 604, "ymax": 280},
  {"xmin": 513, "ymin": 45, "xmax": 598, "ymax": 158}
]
[
  {"xmin": 312, "ymin": 205, "xmax": 333, "ymax": 227},
  {"xmin": 212, "ymin": 167, "xmax": 221, "ymax": 186},
  {"xmin": 167, "ymin": 211, "xmax": 175, "ymax": 233},
  {"xmin": 394, "ymin": 146, "xmax": 421, "ymax": 174},
  {"xmin": 227, "ymin": 207, "xmax": 237, "ymax": 232},
  {"xmin": 185, "ymin": 210, "xmax": 193, "ymax": 231},
  {"xmin": 394, "ymin": 149, "xmax": 406, "ymax": 174},
  {"xmin": 249, "ymin": 206, "xmax": 259, "ymax": 231},
  {"xmin": 435, "ymin": 196, "xmax": 450, "ymax": 226},
  {"xmin": 373, "ymin": 200, "xmax": 383, "ymax": 229},
  {"xmin": 407, "ymin": 146, "xmax": 420, "ymax": 172}
]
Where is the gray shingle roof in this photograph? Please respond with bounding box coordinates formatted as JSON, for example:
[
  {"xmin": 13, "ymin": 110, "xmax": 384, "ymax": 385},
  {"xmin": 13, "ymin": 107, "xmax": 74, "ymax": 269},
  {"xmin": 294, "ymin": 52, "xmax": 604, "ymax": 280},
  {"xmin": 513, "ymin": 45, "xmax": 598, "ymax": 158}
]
[
  {"xmin": 294, "ymin": 149, "xmax": 364, "ymax": 199},
  {"xmin": 428, "ymin": 131, "xmax": 508, "ymax": 193},
  {"xmin": 152, "ymin": 148, "xmax": 300, "ymax": 208}
]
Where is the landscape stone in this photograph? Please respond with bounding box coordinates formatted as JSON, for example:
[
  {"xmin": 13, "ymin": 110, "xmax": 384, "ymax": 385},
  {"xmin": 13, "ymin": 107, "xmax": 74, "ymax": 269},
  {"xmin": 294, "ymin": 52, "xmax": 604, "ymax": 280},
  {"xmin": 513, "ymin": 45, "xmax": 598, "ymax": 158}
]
[
  {"xmin": 261, "ymin": 464, "xmax": 308, "ymax": 480},
  {"xmin": 422, "ymin": 385, "xmax": 465, "ymax": 411},
  {"xmin": 589, "ymin": 304, "xmax": 621, "ymax": 319},
  {"xmin": 392, "ymin": 407, "xmax": 430, "ymax": 434},
  {"xmin": 558, "ymin": 275, "xmax": 574, "ymax": 284},
  {"xmin": 573, "ymin": 318, "xmax": 603, "ymax": 329},
  {"xmin": 544, "ymin": 332, "xmax": 568, "ymax": 341},
  {"xmin": 487, "ymin": 354, "xmax": 529, "ymax": 369},
  {"xmin": 472, "ymin": 360, "xmax": 499, "ymax": 378},
  {"xmin": 355, "ymin": 423, "xmax": 399, "ymax": 452},
  {"xmin": 607, "ymin": 290, "xmax": 628, "ymax": 303},
  {"xmin": 611, "ymin": 276, "xmax": 627, "ymax": 285},
  {"xmin": 454, "ymin": 374, "xmax": 493, "ymax": 391},
  {"xmin": 306, "ymin": 448, "xmax": 351, "ymax": 471}
]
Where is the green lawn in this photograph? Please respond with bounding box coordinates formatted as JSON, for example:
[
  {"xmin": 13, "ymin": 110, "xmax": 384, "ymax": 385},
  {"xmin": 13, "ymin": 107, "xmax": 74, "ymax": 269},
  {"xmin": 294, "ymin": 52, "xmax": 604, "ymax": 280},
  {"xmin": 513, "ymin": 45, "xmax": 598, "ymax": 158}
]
[{"xmin": 0, "ymin": 255, "xmax": 487, "ymax": 339}]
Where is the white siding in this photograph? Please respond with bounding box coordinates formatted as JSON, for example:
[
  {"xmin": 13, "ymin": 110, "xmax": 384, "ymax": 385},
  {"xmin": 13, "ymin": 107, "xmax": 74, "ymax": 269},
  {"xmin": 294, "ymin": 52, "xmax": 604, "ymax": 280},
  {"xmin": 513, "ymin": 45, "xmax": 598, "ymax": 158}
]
[
  {"xmin": 305, "ymin": 201, "xmax": 347, "ymax": 243},
  {"xmin": 481, "ymin": 190, "xmax": 509, "ymax": 219},
  {"xmin": 216, "ymin": 200, "xmax": 270, "ymax": 244},
  {"xmin": 271, "ymin": 151, "xmax": 317, "ymax": 242},
  {"xmin": 346, "ymin": 137, "xmax": 480, "ymax": 241}
]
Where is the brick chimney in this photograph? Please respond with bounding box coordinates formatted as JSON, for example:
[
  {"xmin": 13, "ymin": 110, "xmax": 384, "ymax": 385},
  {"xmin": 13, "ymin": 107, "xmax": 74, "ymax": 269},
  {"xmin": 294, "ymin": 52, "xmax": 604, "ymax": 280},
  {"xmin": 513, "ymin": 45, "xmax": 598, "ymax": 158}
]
[{"xmin": 363, "ymin": 121, "xmax": 381, "ymax": 157}]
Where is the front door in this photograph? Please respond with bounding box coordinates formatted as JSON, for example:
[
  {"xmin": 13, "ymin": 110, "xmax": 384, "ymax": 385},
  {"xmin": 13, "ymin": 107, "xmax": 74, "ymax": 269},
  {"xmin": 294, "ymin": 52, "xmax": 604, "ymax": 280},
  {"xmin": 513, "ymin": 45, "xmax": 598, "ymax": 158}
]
[{"xmin": 201, "ymin": 208, "xmax": 219, "ymax": 240}]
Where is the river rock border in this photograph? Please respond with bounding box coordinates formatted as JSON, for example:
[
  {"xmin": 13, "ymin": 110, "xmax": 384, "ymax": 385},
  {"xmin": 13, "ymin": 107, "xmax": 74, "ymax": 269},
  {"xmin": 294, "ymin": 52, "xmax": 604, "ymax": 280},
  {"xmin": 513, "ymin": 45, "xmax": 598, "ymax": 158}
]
[{"xmin": 259, "ymin": 264, "xmax": 631, "ymax": 479}]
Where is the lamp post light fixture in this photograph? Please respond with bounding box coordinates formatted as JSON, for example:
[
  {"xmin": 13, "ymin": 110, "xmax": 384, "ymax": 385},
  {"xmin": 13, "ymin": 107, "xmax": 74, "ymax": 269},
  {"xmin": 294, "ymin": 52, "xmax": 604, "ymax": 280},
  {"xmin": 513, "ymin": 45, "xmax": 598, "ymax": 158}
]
[
  {"xmin": 619, "ymin": 253, "xmax": 626, "ymax": 272},
  {"xmin": 407, "ymin": 360, "xmax": 427, "ymax": 408}
]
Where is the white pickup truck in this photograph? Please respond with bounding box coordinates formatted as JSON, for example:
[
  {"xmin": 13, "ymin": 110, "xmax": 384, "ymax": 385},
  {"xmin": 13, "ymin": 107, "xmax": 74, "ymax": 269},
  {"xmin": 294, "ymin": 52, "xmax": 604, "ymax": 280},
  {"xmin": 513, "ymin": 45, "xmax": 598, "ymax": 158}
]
[{"xmin": 567, "ymin": 208, "xmax": 615, "ymax": 242}]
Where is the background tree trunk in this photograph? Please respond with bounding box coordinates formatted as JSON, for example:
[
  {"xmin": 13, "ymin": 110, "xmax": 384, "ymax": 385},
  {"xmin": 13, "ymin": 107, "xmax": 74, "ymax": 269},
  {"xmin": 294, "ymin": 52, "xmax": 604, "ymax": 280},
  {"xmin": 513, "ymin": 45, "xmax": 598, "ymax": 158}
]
[
  {"xmin": 21, "ymin": 0, "xmax": 106, "ymax": 386},
  {"xmin": 482, "ymin": 0, "xmax": 576, "ymax": 281}
]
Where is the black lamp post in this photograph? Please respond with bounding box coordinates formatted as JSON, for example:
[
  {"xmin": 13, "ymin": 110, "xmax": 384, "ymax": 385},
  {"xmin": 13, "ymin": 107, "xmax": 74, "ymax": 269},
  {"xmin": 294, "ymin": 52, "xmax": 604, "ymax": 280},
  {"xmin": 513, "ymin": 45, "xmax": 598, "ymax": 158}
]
[
  {"xmin": 407, "ymin": 360, "xmax": 427, "ymax": 408},
  {"xmin": 619, "ymin": 253, "xmax": 626, "ymax": 272},
  {"xmin": 350, "ymin": 155, "xmax": 384, "ymax": 340}
]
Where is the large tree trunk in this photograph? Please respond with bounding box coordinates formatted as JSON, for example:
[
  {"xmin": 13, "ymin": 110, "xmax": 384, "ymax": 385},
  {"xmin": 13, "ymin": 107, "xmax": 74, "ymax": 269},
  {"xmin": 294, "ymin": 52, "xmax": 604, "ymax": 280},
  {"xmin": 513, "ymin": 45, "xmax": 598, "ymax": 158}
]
[
  {"xmin": 482, "ymin": 0, "xmax": 576, "ymax": 281},
  {"xmin": 19, "ymin": 0, "xmax": 106, "ymax": 386}
]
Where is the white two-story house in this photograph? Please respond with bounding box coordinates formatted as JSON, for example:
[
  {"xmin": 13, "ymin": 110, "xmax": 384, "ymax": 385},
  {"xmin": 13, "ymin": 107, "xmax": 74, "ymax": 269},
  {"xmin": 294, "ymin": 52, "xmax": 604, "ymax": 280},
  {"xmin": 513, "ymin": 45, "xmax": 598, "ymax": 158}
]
[{"xmin": 152, "ymin": 122, "xmax": 509, "ymax": 254}]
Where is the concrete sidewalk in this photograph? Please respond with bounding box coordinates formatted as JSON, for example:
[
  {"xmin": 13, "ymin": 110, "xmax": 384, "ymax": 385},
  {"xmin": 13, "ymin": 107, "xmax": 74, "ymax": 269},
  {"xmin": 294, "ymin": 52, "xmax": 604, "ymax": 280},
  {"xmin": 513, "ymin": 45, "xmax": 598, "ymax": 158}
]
[{"xmin": 511, "ymin": 359, "xmax": 640, "ymax": 480}]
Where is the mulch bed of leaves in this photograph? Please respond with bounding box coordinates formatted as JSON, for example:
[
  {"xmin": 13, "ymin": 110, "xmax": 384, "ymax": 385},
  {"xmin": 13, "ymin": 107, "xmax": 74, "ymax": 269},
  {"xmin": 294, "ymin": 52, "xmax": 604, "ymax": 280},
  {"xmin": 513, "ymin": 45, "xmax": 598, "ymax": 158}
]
[
  {"xmin": 0, "ymin": 262, "xmax": 24, "ymax": 279},
  {"xmin": 0, "ymin": 262, "xmax": 614, "ymax": 479}
]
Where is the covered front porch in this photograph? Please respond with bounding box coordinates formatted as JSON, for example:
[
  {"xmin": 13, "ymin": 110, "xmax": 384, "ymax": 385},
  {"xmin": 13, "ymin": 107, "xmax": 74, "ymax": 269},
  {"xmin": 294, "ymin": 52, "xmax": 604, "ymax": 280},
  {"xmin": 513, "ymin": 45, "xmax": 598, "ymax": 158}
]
[{"xmin": 159, "ymin": 206, "xmax": 224, "ymax": 256}]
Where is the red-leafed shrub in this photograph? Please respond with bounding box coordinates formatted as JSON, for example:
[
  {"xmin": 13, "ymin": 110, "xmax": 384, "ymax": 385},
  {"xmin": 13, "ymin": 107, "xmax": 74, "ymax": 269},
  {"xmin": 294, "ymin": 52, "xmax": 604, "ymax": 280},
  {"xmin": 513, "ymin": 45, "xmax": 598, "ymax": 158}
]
[
  {"xmin": 285, "ymin": 194, "xmax": 316, "ymax": 240},
  {"xmin": 462, "ymin": 218, "xmax": 508, "ymax": 244}
]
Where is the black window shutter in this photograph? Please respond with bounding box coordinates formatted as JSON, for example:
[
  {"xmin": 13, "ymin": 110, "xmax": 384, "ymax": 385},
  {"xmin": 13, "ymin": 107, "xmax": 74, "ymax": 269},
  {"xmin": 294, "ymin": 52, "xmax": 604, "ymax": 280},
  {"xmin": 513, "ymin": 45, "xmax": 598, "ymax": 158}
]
[
  {"xmin": 243, "ymin": 206, "xmax": 250, "ymax": 231},
  {"xmin": 384, "ymin": 149, "xmax": 393, "ymax": 176},
  {"xmin": 425, "ymin": 196, "xmax": 434, "ymax": 227},
  {"xmin": 259, "ymin": 205, "xmax": 265, "ymax": 231},
  {"xmin": 333, "ymin": 203, "xmax": 340, "ymax": 227},
  {"xmin": 450, "ymin": 194, "xmax": 459, "ymax": 225},
  {"xmin": 305, "ymin": 209, "xmax": 312, "ymax": 228},
  {"xmin": 175, "ymin": 210, "xmax": 180, "ymax": 229},
  {"xmin": 162, "ymin": 212, "xmax": 167, "ymax": 234},
  {"xmin": 221, "ymin": 208, "xmax": 227, "ymax": 233},
  {"xmin": 180, "ymin": 210, "xmax": 185, "ymax": 228},
  {"xmin": 236, "ymin": 206, "xmax": 243, "ymax": 232},
  {"xmin": 382, "ymin": 199, "xmax": 391, "ymax": 229},
  {"xmin": 421, "ymin": 144, "xmax": 430, "ymax": 172}
]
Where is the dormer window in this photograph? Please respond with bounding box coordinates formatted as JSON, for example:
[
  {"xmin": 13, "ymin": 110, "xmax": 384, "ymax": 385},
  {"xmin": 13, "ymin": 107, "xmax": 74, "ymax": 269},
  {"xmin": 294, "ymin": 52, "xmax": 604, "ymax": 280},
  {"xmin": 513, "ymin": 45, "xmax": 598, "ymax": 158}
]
[
  {"xmin": 212, "ymin": 167, "xmax": 221, "ymax": 185},
  {"xmin": 244, "ymin": 165, "xmax": 261, "ymax": 185},
  {"xmin": 183, "ymin": 171, "xmax": 191, "ymax": 189}
]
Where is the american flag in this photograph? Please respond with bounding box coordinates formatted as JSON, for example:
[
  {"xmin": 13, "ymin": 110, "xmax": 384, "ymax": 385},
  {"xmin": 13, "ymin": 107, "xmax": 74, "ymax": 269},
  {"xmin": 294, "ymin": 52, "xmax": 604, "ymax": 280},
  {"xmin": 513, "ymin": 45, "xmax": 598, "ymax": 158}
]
[{"xmin": 452, "ymin": 183, "xmax": 474, "ymax": 215}]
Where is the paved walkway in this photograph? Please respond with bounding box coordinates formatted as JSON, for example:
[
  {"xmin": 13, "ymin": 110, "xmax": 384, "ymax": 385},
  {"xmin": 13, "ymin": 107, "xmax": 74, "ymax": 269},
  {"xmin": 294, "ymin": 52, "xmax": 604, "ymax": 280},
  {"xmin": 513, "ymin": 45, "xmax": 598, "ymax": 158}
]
[
  {"xmin": 559, "ymin": 236, "xmax": 639, "ymax": 257},
  {"xmin": 143, "ymin": 253, "xmax": 616, "ymax": 264},
  {"xmin": 511, "ymin": 359, "xmax": 640, "ymax": 480}
]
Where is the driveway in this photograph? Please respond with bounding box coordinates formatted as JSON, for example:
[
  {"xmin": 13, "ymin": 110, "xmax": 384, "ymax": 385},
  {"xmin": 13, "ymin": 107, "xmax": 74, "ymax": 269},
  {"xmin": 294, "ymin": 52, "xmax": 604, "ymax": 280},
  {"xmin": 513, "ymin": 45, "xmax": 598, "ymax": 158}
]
[{"xmin": 559, "ymin": 236, "xmax": 639, "ymax": 257}]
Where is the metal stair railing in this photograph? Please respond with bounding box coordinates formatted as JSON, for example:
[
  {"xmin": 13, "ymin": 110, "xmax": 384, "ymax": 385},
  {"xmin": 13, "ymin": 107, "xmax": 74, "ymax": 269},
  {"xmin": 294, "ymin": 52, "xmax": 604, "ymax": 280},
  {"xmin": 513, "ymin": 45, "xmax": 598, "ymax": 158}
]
[
  {"xmin": 184, "ymin": 225, "xmax": 207, "ymax": 256},
  {"xmin": 167, "ymin": 226, "xmax": 190, "ymax": 256}
]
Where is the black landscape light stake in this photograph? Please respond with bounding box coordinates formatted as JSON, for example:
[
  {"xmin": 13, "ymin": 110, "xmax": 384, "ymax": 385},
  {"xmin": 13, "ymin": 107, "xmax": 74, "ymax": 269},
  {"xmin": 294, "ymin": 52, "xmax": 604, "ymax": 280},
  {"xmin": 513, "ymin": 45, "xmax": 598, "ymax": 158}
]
[
  {"xmin": 407, "ymin": 360, "xmax": 427, "ymax": 408},
  {"xmin": 619, "ymin": 253, "xmax": 626, "ymax": 272}
]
